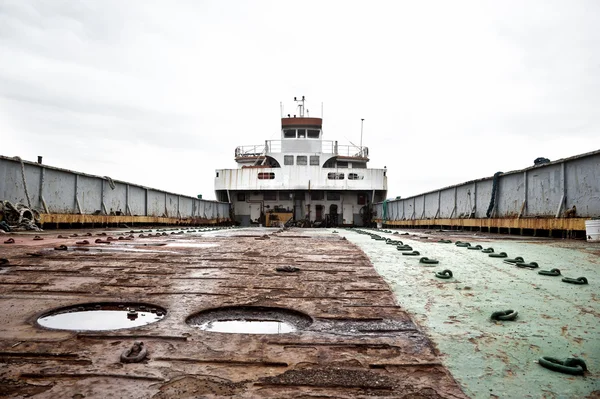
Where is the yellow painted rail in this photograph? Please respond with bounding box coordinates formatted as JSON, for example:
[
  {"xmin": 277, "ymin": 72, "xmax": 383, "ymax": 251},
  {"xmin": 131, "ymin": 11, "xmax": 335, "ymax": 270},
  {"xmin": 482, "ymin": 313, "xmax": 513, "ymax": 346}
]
[
  {"xmin": 40, "ymin": 213, "xmax": 228, "ymax": 227},
  {"xmin": 376, "ymin": 217, "xmax": 587, "ymax": 232}
]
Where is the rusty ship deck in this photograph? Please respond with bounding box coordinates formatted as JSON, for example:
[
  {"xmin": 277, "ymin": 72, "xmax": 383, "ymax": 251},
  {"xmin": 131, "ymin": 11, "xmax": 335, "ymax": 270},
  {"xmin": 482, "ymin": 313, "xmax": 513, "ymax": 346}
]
[{"xmin": 0, "ymin": 227, "xmax": 467, "ymax": 398}]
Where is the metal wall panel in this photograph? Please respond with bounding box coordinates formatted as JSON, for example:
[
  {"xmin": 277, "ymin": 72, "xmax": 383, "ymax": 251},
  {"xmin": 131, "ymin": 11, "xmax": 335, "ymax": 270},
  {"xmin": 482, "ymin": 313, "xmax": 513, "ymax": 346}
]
[
  {"xmin": 377, "ymin": 150, "xmax": 599, "ymax": 221},
  {"xmin": 0, "ymin": 155, "xmax": 229, "ymax": 221}
]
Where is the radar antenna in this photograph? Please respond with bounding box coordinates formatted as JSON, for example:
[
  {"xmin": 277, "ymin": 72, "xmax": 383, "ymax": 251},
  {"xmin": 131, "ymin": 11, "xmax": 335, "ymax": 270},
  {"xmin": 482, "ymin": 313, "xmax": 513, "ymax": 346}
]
[{"xmin": 294, "ymin": 96, "xmax": 306, "ymax": 117}]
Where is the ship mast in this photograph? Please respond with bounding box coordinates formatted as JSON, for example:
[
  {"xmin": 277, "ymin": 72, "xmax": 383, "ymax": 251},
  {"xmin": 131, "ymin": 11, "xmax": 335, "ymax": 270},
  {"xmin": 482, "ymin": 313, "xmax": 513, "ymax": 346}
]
[{"xmin": 294, "ymin": 96, "xmax": 306, "ymax": 117}]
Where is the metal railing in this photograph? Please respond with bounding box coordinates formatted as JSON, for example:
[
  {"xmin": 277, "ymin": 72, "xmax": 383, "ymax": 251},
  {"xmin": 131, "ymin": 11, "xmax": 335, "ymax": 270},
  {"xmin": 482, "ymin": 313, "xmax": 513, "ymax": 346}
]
[{"xmin": 235, "ymin": 140, "xmax": 368, "ymax": 158}]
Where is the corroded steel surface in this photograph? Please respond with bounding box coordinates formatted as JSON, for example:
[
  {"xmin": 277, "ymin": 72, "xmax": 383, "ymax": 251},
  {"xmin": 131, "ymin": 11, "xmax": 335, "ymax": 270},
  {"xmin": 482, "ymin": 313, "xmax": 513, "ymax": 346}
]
[
  {"xmin": 381, "ymin": 217, "xmax": 588, "ymax": 231},
  {"xmin": 0, "ymin": 228, "xmax": 466, "ymax": 398},
  {"xmin": 39, "ymin": 214, "xmax": 225, "ymax": 227}
]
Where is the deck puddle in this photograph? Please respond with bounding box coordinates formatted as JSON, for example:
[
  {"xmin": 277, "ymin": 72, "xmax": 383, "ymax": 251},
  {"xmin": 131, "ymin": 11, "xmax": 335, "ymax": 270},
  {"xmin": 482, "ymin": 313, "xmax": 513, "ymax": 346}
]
[
  {"xmin": 187, "ymin": 306, "xmax": 311, "ymax": 334},
  {"xmin": 198, "ymin": 320, "xmax": 296, "ymax": 334},
  {"xmin": 37, "ymin": 303, "xmax": 167, "ymax": 331}
]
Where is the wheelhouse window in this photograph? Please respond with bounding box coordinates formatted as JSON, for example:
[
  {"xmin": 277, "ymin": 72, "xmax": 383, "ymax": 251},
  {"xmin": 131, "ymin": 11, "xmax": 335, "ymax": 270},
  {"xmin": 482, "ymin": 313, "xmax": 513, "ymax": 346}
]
[
  {"xmin": 237, "ymin": 193, "xmax": 246, "ymax": 201},
  {"xmin": 283, "ymin": 129, "xmax": 296, "ymax": 138},
  {"xmin": 258, "ymin": 172, "xmax": 275, "ymax": 179},
  {"xmin": 348, "ymin": 173, "xmax": 363, "ymax": 180},
  {"xmin": 327, "ymin": 172, "xmax": 344, "ymax": 180},
  {"xmin": 263, "ymin": 191, "xmax": 277, "ymax": 201},
  {"xmin": 284, "ymin": 155, "xmax": 294, "ymax": 165},
  {"xmin": 279, "ymin": 191, "xmax": 292, "ymax": 200},
  {"xmin": 327, "ymin": 192, "xmax": 341, "ymax": 201},
  {"xmin": 310, "ymin": 191, "xmax": 324, "ymax": 200},
  {"xmin": 336, "ymin": 161, "xmax": 348, "ymax": 168},
  {"xmin": 310, "ymin": 155, "xmax": 320, "ymax": 165},
  {"xmin": 307, "ymin": 129, "xmax": 320, "ymax": 138},
  {"xmin": 297, "ymin": 156, "xmax": 307, "ymax": 165},
  {"xmin": 297, "ymin": 129, "xmax": 306, "ymax": 138}
]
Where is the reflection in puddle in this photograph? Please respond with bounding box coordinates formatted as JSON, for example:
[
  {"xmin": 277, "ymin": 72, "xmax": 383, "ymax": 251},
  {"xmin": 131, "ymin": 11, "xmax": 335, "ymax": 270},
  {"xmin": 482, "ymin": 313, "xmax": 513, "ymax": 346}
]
[
  {"xmin": 38, "ymin": 308, "xmax": 165, "ymax": 331},
  {"xmin": 198, "ymin": 319, "xmax": 296, "ymax": 334}
]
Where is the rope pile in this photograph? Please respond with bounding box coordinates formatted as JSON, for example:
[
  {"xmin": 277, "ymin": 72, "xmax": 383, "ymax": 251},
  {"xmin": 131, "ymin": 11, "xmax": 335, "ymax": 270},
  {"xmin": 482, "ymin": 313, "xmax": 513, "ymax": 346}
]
[{"xmin": 0, "ymin": 201, "xmax": 42, "ymax": 232}]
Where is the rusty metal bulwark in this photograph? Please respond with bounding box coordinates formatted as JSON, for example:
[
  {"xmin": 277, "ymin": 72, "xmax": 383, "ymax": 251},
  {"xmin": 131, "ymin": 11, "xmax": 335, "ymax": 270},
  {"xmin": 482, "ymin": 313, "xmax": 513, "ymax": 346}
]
[
  {"xmin": 376, "ymin": 150, "xmax": 600, "ymax": 222},
  {"xmin": 378, "ymin": 217, "xmax": 587, "ymax": 231},
  {"xmin": 0, "ymin": 155, "xmax": 230, "ymax": 220}
]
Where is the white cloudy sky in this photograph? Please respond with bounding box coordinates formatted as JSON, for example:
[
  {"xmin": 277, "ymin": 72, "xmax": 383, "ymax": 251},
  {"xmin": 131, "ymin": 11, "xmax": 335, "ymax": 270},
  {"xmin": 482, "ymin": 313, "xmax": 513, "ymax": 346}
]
[{"xmin": 1, "ymin": 0, "xmax": 599, "ymax": 200}]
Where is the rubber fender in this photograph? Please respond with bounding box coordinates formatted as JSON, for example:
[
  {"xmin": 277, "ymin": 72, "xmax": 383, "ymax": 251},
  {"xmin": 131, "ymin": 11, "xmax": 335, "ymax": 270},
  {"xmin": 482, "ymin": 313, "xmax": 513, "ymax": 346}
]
[
  {"xmin": 120, "ymin": 341, "xmax": 148, "ymax": 363},
  {"xmin": 561, "ymin": 277, "xmax": 588, "ymax": 285},
  {"xmin": 397, "ymin": 246, "xmax": 412, "ymax": 251},
  {"xmin": 538, "ymin": 357, "xmax": 587, "ymax": 375},
  {"xmin": 538, "ymin": 268, "xmax": 561, "ymax": 276},
  {"xmin": 420, "ymin": 257, "xmax": 439, "ymax": 264},
  {"xmin": 516, "ymin": 261, "xmax": 539, "ymax": 268},
  {"xmin": 456, "ymin": 242, "xmax": 471, "ymax": 247},
  {"xmin": 402, "ymin": 251, "xmax": 420, "ymax": 256},
  {"xmin": 54, "ymin": 245, "xmax": 68, "ymax": 251},
  {"xmin": 437, "ymin": 239, "xmax": 452, "ymax": 243},
  {"xmin": 489, "ymin": 252, "xmax": 507, "ymax": 258},
  {"xmin": 481, "ymin": 247, "xmax": 494, "ymax": 253},
  {"xmin": 490, "ymin": 310, "xmax": 518, "ymax": 321},
  {"xmin": 435, "ymin": 269, "xmax": 453, "ymax": 279},
  {"xmin": 467, "ymin": 244, "xmax": 483, "ymax": 250},
  {"xmin": 504, "ymin": 256, "xmax": 525, "ymax": 264}
]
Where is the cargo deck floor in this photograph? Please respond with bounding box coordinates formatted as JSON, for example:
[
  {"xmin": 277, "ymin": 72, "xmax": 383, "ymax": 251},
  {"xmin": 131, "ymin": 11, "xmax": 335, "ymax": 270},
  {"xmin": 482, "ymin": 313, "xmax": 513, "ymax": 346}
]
[{"xmin": 0, "ymin": 227, "xmax": 466, "ymax": 398}]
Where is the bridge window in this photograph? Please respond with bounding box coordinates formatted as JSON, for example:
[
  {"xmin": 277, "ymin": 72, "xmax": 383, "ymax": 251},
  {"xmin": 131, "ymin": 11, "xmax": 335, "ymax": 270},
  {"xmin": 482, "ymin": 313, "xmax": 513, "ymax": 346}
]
[
  {"xmin": 327, "ymin": 172, "xmax": 345, "ymax": 180},
  {"xmin": 297, "ymin": 156, "xmax": 307, "ymax": 165},
  {"xmin": 348, "ymin": 173, "xmax": 364, "ymax": 180},
  {"xmin": 263, "ymin": 191, "xmax": 277, "ymax": 201},
  {"xmin": 307, "ymin": 129, "xmax": 320, "ymax": 138},
  {"xmin": 283, "ymin": 129, "xmax": 296, "ymax": 138},
  {"xmin": 310, "ymin": 156, "xmax": 320, "ymax": 165},
  {"xmin": 297, "ymin": 129, "xmax": 306, "ymax": 138},
  {"xmin": 284, "ymin": 155, "xmax": 294, "ymax": 165},
  {"xmin": 258, "ymin": 172, "xmax": 275, "ymax": 180},
  {"xmin": 311, "ymin": 191, "xmax": 324, "ymax": 200},
  {"xmin": 237, "ymin": 193, "xmax": 246, "ymax": 201},
  {"xmin": 336, "ymin": 161, "xmax": 348, "ymax": 168},
  {"xmin": 327, "ymin": 192, "xmax": 341, "ymax": 201}
]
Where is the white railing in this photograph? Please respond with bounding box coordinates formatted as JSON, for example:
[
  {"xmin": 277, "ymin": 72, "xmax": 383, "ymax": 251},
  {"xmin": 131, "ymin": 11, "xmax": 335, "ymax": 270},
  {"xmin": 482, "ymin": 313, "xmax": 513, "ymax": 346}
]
[{"xmin": 235, "ymin": 140, "xmax": 368, "ymax": 158}]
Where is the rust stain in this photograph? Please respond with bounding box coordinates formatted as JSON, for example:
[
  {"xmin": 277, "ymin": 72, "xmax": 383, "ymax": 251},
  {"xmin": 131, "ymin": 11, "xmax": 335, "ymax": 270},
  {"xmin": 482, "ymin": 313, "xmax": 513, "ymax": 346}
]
[{"xmin": 0, "ymin": 228, "xmax": 467, "ymax": 398}]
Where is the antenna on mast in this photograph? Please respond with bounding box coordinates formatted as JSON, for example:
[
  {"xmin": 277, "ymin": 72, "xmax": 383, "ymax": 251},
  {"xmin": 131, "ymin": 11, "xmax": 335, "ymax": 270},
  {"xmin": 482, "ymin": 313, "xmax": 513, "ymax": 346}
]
[
  {"xmin": 294, "ymin": 96, "xmax": 306, "ymax": 117},
  {"xmin": 360, "ymin": 118, "xmax": 365, "ymax": 157}
]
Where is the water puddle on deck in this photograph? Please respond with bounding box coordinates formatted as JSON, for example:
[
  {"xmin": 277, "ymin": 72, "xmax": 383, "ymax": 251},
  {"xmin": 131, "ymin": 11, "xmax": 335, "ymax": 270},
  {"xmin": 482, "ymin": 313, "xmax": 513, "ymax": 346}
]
[
  {"xmin": 37, "ymin": 303, "xmax": 166, "ymax": 331},
  {"xmin": 187, "ymin": 306, "xmax": 311, "ymax": 334},
  {"xmin": 198, "ymin": 320, "xmax": 296, "ymax": 334}
]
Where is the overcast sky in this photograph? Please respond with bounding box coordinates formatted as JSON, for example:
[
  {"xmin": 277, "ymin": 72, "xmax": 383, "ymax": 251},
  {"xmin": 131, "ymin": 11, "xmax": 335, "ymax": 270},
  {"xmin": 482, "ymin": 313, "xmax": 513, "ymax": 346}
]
[{"xmin": 1, "ymin": 1, "xmax": 599, "ymax": 200}]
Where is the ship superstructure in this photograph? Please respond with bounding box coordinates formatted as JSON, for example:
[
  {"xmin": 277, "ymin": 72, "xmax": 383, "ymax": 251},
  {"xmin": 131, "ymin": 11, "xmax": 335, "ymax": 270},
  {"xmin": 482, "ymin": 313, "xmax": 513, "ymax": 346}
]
[{"xmin": 215, "ymin": 97, "xmax": 387, "ymax": 226}]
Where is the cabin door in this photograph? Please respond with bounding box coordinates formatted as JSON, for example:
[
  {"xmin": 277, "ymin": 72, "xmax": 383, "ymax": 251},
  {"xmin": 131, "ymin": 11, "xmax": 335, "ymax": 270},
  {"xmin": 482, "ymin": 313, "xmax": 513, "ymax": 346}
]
[
  {"xmin": 294, "ymin": 199, "xmax": 304, "ymax": 220},
  {"xmin": 342, "ymin": 204, "xmax": 353, "ymax": 225},
  {"xmin": 250, "ymin": 204, "xmax": 261, "ymax": 224},
  {"xmin": 315, "ymin": 205, "xmax": 323, "ymax": 221}
]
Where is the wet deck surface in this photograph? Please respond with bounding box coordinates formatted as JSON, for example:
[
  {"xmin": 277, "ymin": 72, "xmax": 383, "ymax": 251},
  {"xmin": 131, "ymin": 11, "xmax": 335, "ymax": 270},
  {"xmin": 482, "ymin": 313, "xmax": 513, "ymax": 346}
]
[
  {"xmin": 0, "ymin": 227, "xmax": 466, "ymax": 398},
  {"xmin": 336, "ymin": 228, "xmax": 600, "ymax": 399}
]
